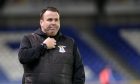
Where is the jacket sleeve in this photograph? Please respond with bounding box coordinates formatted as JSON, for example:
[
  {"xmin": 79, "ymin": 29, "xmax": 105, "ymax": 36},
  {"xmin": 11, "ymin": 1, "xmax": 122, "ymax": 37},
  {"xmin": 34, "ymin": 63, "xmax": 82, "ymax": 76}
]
[
  {"xmin": 72, "ymin": 43, "xmax": 85, "ymax": 84},
  {"xmin": 18, "ymin": 35, "xmax": 46, "ymax": 64}
]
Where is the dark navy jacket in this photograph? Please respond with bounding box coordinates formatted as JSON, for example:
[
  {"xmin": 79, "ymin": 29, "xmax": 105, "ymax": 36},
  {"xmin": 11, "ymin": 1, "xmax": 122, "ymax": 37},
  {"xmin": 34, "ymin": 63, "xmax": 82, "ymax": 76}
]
[{"xmin": 18, "ymin": 28, "xmax": 85, "ymax": 84}]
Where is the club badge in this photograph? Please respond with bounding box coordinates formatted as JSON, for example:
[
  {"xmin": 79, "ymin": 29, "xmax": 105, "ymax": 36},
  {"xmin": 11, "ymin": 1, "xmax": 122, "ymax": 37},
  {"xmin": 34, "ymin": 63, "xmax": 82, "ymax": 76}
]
[{"xmin": 58, "ymin": 45, "xmax": 66, "ymax": 53}]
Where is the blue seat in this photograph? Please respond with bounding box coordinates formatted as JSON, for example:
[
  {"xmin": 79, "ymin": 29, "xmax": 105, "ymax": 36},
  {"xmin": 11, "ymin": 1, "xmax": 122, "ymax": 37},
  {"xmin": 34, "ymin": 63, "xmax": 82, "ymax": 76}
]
[{"xmin": 94, "ymin": 24, "xmax": 140, "ymax": 75}]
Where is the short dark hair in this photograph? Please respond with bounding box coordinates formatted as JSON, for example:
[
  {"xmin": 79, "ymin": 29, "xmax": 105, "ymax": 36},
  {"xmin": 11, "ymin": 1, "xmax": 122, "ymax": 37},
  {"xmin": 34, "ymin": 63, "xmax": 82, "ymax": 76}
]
[{"xmin": 40, "ymin": 7, "xmax": 59, "ymax": 19}]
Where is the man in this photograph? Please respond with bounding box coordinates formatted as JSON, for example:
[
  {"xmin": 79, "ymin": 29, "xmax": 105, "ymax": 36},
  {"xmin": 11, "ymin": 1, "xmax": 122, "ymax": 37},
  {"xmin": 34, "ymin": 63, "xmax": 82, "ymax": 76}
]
[{"xmin": 18, "ymin": 7, "xmax": 85, "ymax": 84}]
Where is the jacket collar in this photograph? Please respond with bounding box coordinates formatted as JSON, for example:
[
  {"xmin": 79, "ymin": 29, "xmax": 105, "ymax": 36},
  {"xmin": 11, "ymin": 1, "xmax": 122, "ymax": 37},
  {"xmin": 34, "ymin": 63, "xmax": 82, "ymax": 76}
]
[{"xmin": 34, "ymin": 28, "xmax": 62, "ymax": 41}]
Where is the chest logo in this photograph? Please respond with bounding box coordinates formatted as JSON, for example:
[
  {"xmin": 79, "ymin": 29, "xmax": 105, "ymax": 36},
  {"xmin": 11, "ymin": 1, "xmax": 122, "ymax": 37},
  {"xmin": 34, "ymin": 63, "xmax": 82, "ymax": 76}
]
[{"xmin": 58, "ymin": 45, "xmax": 66, "ymax": 53}]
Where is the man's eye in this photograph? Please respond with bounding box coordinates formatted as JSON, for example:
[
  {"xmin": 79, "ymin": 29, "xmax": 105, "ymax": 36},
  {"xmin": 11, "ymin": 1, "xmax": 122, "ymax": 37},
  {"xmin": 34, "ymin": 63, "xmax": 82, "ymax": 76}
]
[
  {"xmin": 47, "ymin": 19, "xmax": 52, "ymax": 21},
  {"xmin": 55, "ymin": 19, "xmax": 58, "ymax": 21}
]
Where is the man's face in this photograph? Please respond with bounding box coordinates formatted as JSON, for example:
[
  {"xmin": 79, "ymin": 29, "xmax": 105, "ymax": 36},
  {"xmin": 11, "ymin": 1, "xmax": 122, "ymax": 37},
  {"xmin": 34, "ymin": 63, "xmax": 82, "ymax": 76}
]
[{"xmin": 40, "ymin": 11, "xmax": 60, "ymax": 36}]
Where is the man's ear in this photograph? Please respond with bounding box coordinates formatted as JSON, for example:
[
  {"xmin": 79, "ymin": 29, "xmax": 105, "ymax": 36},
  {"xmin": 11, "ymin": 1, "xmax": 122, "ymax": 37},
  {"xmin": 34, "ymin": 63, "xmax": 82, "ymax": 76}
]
[{"xmin": 40, "ymin": 19, "xmax": 43, "ymax": 26}]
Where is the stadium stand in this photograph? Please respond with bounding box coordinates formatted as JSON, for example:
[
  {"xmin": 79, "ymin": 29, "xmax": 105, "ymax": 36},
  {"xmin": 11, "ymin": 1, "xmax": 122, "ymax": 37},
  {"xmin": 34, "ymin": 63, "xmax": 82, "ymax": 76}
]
[{"xmin": 94, "ymin": 24, "xmax": 140, "ymax": 77}]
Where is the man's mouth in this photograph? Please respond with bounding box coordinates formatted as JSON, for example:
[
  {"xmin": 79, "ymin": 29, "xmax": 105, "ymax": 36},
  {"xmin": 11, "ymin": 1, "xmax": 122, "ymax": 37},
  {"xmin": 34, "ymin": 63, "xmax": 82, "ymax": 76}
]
[
  {"xmin": 49, "ymin": 28, "xmax": 55, "ymax": 30},
  {"xmin": 49, "ymin": 27, "xmax": 56, "ymax": 30}
]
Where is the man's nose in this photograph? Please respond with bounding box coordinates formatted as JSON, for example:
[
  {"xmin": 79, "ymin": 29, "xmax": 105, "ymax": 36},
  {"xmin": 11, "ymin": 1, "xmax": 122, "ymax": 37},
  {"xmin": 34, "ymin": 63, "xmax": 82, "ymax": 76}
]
[{"xmin": 51, "ymin": 20, "xmax": 56, "ymax": 24}]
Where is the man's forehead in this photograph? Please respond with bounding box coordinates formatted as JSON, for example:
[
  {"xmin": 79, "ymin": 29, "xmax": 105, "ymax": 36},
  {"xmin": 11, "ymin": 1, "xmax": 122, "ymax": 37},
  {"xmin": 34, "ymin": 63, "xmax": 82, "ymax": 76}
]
[{"xmin": 44, "ymin": 11, "xmax": 59, "ymax": 16}]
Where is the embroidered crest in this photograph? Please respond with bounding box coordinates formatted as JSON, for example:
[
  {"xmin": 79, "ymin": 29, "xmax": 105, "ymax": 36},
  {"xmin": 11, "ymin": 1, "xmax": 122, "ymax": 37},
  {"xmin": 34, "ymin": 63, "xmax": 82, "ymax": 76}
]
[{"xmin": 58, "ymin": 45, "xmax": 66, "ymax": 53}]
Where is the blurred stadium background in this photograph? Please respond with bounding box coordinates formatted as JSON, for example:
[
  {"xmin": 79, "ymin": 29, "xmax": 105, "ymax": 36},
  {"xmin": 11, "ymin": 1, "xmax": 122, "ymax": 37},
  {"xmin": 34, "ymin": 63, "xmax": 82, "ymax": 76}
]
[{"xmin": 0, "ymin": 0, "xmax": 140, "ymax": 84}]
